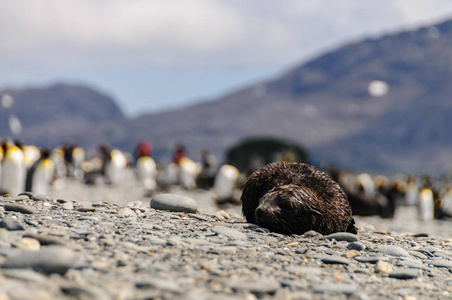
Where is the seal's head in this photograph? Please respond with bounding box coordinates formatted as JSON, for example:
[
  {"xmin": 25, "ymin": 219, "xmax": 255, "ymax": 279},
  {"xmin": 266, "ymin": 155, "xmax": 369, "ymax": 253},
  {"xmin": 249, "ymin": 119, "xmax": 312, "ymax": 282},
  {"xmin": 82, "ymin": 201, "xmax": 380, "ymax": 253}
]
[{"xmin": 254, "ymin": 184, "xmax": 324, "ymax": 235}]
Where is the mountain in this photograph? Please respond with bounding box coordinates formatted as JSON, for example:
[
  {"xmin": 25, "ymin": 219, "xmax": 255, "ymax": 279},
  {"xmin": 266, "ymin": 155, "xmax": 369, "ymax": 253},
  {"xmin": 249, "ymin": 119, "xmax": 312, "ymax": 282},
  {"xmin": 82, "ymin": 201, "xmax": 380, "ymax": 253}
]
[
  {"xmin": 118, "ymin": 19, "xmax": 452, "ymax": 173},
  {"xmin": 2, "ymin": 19, "xmax": 452, "ymax": 174},
  {"xmin": 0, "ymin": 83, "xmax": 126, "ymax": 149}
]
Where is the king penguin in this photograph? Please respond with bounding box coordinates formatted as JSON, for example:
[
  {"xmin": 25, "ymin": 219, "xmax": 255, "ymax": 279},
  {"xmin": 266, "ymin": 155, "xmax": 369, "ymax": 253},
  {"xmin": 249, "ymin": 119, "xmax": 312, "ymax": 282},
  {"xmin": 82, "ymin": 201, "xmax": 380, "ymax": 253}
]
[
  {"xmin": 418, "ymin": 188, "xmax": 434, "ymax": 221},
  {"xmin": 100, "ymin": 145, "xmax": 127, "ymax": 185},
  {"xmin": 213, "ymin": 164, "xmax": 240, "ymax": 204},
  {"xmin": 25, "ymin": 149, "xmax": 55, "ymax": 195},
  {"xmin": 0, "ymin": 140, "xmax": 25, "ymax": 196},
  {"xmin": 135, "ymin": 155, "xmax": 157, "ymax": 193}
]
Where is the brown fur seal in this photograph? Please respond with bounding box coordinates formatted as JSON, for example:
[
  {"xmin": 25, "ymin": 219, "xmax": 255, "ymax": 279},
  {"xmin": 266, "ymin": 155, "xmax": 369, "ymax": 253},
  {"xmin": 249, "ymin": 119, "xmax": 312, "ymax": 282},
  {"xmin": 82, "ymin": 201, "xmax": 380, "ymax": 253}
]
[{"xmin": 241, "ymin": 162, "xmax": 357, "ymax": 235}]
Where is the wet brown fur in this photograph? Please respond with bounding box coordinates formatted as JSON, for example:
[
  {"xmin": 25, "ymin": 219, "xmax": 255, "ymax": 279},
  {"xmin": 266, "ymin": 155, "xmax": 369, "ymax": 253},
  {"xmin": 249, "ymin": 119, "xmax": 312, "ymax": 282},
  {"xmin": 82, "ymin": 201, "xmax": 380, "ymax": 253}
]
[{"xmin": 241, "ymin": 162, "xmax": 357, "ymax": 235}]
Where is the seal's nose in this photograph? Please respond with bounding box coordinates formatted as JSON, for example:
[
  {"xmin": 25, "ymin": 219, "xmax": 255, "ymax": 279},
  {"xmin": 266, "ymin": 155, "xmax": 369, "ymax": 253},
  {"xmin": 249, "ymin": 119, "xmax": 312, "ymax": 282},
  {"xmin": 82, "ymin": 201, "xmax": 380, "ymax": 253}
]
[{"xmin": 255, "ymin": 202, "xmax": 276, "ymax": 221}]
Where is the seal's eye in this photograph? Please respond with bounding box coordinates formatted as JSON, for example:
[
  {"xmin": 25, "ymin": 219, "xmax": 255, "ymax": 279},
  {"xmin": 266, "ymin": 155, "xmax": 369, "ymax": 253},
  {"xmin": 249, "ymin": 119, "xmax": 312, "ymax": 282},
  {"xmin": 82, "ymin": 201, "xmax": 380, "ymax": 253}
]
[{"xmin": 277, "ymin": 198, "xmax": 292, "ymax": 210}]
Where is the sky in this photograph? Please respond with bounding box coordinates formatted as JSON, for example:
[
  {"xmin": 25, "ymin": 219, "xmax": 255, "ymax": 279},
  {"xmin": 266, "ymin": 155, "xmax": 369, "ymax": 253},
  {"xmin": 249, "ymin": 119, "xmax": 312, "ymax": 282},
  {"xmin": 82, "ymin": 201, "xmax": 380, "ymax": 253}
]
[{"xmin": 2, "ymin": 1, "xmax": 452, "ymax": 116}]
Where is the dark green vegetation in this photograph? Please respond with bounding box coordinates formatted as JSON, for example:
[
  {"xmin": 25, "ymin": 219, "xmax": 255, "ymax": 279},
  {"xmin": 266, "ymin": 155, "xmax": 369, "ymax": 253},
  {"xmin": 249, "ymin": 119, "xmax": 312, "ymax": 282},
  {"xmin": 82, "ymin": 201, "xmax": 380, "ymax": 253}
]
[{"xmin": 226, "ymin": 137, "xmax": 308, "ymax": 172}]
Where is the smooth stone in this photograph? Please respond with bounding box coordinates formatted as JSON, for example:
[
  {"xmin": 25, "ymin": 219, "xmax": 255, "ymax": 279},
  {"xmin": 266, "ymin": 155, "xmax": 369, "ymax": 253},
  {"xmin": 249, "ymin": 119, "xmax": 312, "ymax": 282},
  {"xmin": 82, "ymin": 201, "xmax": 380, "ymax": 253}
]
[
  {"xmin": 32, "ymin": 194, "xmax": 53, "ymax": 201},
  {"xmin": 375, "ymin": 260, "xmax": 392, "ymax": 274},
  {"xmin": 17, "ymin": 192, "xmax": 33, "ymax": 199},
  {"xmin": 325, "ymin": 232, "xmax": 358, "ymax": 242},
  {"xmin": 285, "ymin": 266, "xmax": 323, "ymax": 275},
  {"xmin": 397, "ymin": 260, "xmax": 431, "ymax": 271},
  {"xmin": 150, "ymin": 194, "xmax": 198, "ymax": 213},
  {"xmin": 320, "ymin": 255, "xmax": 349, "ymax": 265},
  {"xmin": 215, "ymin": 210, "xmax": 230, "ymax": 220},
  {"xmin": 4, "ymin": 203, "xmax": 35, "ymax": 214},
  {"xmin": 412, "ymin": 233, "xmax": 429, "ymax": 238},
  {"xmin": 279, "ymin": 279, "xmax": 308, "ymax": 289},
  {"xmin": 78, "ymin": 207, "xmax": 96, "ymax": 212},
  {"xmin": 0, "ymin": 228, "xmax": 10, "ymax": 240},
  {"xmin": 127, "ymin": 201, "xmax": 143, "ymax": 208},
  {"xmin": 23, "ymin": 233, "xmax": 66, "ymax": 245},
  {"xmin": 302, "ymin": 230, "xmax": 324, "ymax": 238},
  {"xmin": 0, "ymin": 218, "xmax": 24, "ymax": 231},
  {"xmin": 347, "ymin": 242, "xmax": 365, "ymax": 251},
  {"xmin": 118, "ymin": 208, "xmax": 136, "ymax": 218},
  {"xmin": 378, "ymin": 245, "xmax": 411, "ymax": 258},
  {"xmin": 344, "ymin": 250, "xmax": 361, "ymax": 258},
  {"xmin": 12, "ymin": 238, "xmax": 41, "ymax": 250},
  {"xmin": 425, "ymin": 259, "xmax": 452, "ymax": 268},
  {"xmin": 135, "ymin": 278, "xmax": 181, "ymax": 294},
  {"xmin": 229, "ymin": 278, "xmax": 280, "ymax": 296},
  {"xmin": 211, "ymin": 226, "xmax": 247, "ymax": 239},
  {"xmin": 61, "ymin": 286, "xmax": 105, "ymax": 299},
  {"xmin": 0, "ymin": 245, "xmax": 76, "ymax": 274},
  {"xmin": 355, "ymin": 256, "xmax": 389, "ymax": 264},
  {"xmin": 388, "ymin": 269, "xmax": 420, "ymax": 279},
  {"xmin": 2, "ymin": 269, "xmax": 48, "ymax": 283},
  {"xmin": 312, "ymin": 282, "xmax": 358, "ymax": 295},
  {"xmin": 207, "ymin": 246, "xmax": 238, "ymax": 255},
  {"xmin": 3, "ymin": 195, "xmax": 30, "ymax": 201},
  {"xmin": 62, "ymin": 202, "xmax": 74, "ymax": 210}
]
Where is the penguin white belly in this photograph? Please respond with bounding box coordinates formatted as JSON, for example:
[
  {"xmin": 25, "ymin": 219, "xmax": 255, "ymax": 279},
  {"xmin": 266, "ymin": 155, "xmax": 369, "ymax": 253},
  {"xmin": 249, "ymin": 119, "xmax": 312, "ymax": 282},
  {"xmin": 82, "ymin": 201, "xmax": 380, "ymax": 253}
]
[
  {"xmin": 179, "ymin": 158, "xmax": 200, "ymax": 190},
  {"xmin": 213, "ymin": 164, "xmax": 239, "ymax": 199},
  {"xmin": 105, "ymin": 150, "xmax": 127, "ymax": 184},
  {"xmin": 1, "ymin": 149, "xmax": 25, "ymax": 196},
  {"xmin": 418, "ymin": 188, "xmax": 434, "ymax": 221},
  {"xmin": 136, "ymin": 156, "xmax": 157, "ymax": 191},
  {"xmin": 31, "ymin": 159, "xmax": 55, "ymax": 195}
]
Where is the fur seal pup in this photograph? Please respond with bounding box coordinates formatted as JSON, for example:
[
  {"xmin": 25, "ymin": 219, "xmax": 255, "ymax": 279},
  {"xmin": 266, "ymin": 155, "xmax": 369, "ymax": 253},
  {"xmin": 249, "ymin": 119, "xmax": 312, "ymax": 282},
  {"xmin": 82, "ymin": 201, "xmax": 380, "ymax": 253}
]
[{"xmin": 241, "ymin": 162, "xmax": 357, "ymax": 235}]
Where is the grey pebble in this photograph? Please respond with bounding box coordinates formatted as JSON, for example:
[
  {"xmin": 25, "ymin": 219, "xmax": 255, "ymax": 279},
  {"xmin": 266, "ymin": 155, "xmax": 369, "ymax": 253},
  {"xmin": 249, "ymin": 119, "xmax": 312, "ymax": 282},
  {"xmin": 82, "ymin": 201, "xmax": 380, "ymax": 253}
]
[
  {"xmin": 32, "ymin": 194, "xmax": 53, "ymax": 201},
  {"xmin": 389, "ymin": 268, "xmax": 420, "ymax": 279},
  {"xmin": 378, "ymin": 245, "xmax": 411, "ymax": 258},
  {"xmin": 285, "ymin": 266, "xmax": 323, "ymax": 275},
  {"xmin": 229, "ymin": 277, "xmax": 281, "ymax": 296},
  {"xmin": 355, "ymin": 256, "xmax": 389, "ymax": 263},
  {"xmin": 348, "ymin": 242, "xmax": 365, "ymax": 251},
  {"xmin": 0, "ymin": 228, "xmax": 10, "ymax": 240},
  {"xmin": 211, "ymin": 226, "xmax": 247, "ymax": 239},
  {"xmin": 325, "ymin": 232, "xmax": 358, "ymax": 242},
  {"xmin": 118, "ymin": 207, "xmax": 136, "ymax": 217},
  {"xmin": 2, "ymin": 269, "xmax": 48, "ymax": 283},
  {"xmin": 4, "ymin": 203, "xmax": 35, "ymax": 214},
  {"xmin": 23, "ymin": 232, "xmax": 66, "ymax": 245},
  {"xmin": 320, "ymin": 255, "xmax": 349, "ymax": 265},
  {"xmin": 0, "ymin": 218, "xmax": 24, "ymax": 230},
  {"xmin": 0, "ymin": 245, "xmax": 76, "ymax": 274},
  {"xmin": 302, "ymin": 230, "xmax": 324, "ymax": 238},
  {"xmin": 312, "ymin": 282, "xmax": 358, "ymax": 295},
  {"xmin": 135, "ymin": 277, "xmax": 182, "ymax": 294},
  {"xmin": 397, "ymin": 260, "xmax": 431, "ymax": 271},
  {"xmin": 424, "ymin": 259, "xmax": 452, "ymax": 268},
  {"xmin": 62, "ymin": 202, "xmax": 74, "ymax": 210},
  {"xmin": 207, "ymin": 246, "xmax": 237, "ymax": 255},
  {"xmin": 150, "ymin": 193, "xmax": 198, "ymax": 213}
]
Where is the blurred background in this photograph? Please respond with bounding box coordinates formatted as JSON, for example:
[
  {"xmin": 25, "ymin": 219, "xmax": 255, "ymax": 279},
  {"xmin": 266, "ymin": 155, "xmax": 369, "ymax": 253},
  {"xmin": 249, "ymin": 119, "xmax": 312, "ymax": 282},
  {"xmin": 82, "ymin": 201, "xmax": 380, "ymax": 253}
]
[{"xmin": 1, "ymin": 0, "xmax": 452, "ymax": 175}]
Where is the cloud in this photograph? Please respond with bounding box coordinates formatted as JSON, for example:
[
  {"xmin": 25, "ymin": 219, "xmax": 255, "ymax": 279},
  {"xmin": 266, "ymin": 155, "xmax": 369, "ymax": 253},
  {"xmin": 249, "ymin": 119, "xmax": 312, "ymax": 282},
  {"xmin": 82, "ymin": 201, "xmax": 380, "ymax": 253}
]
[{"xmin": 1, "ymin": 0, "xmax": 452, "ymax": 72}]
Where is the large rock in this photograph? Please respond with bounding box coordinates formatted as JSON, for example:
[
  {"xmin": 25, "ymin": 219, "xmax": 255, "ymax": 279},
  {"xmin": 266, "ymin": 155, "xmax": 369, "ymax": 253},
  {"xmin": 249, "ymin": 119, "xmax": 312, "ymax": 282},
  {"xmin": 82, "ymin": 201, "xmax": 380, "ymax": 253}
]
[{"xmin": 150, "ymin": 194, "xmax": 198, "ymax": 213}]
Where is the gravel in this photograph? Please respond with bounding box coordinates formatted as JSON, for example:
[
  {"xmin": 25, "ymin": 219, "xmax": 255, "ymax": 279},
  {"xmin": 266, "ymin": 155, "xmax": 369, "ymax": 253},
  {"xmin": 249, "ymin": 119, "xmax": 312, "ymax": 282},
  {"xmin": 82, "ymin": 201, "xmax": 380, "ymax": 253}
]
[{"xmin": 0, "ymin": 172, "xmax": 450, "ymax": 299}]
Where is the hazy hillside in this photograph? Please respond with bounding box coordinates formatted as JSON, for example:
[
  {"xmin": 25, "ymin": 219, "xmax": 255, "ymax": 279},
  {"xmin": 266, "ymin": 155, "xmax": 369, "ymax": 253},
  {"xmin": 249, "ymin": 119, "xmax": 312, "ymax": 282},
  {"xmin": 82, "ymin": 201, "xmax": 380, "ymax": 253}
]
[
  {"xmin": 120, "ymin": 19, "xmax": 452, "ymax": 173},
  {"xmin": 2, "ymin": 19, "xmax": 452, "ymax": 174},
  {"xmin": 0, "ymin": 83, "xmax": 126, "ymax": 149}
]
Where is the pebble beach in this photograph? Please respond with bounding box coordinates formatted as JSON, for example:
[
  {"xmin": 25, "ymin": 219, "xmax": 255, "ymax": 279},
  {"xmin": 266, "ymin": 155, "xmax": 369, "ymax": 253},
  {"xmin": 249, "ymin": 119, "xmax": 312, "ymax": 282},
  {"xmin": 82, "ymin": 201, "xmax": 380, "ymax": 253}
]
[{"xmin": 0, "ymin": 171, "xmax": 451, "ymax": 300}]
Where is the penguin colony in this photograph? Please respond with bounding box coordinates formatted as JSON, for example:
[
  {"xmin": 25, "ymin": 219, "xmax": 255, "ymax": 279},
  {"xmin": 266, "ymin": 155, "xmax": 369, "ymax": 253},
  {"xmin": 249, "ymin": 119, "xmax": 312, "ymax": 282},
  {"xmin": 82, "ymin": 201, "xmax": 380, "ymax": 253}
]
[{"xmin": 0, "ymin": 139, "xmax": 451, "ymax": 235}]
